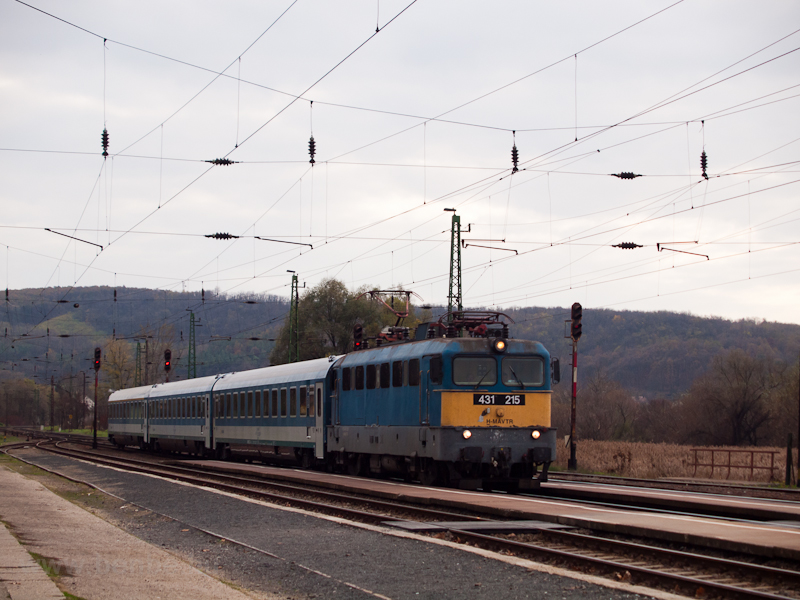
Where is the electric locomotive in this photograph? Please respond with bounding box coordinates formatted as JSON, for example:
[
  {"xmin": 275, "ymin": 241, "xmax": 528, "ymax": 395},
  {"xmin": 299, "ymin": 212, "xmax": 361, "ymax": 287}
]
[{"xmin": 108, "ymin": 311, "xmax": 559, "ymax": 490}]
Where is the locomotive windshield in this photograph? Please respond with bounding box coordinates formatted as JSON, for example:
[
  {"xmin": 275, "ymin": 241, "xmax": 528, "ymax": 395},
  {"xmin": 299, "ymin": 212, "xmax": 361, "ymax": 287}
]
[
  {"xmin": 501, "ymin": 357, "xmax": 544, "ymax": 387},
  {"xmin": 453, "ymin": 357, "xmax": 497, "ymax": 386}
]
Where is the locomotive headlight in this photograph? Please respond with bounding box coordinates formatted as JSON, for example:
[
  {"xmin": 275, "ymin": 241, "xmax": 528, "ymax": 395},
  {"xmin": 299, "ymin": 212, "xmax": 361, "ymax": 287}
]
[
  {"xmin": 532, "ymin": 430, "xmax": 541, "ymax": 439},
  {"xmin": 462, "ymin": 429, "xmax": 472, "ymax": 440},
  {"xmin": 493, "ymin": 339, "xmax": 506, "ymax": 353}
]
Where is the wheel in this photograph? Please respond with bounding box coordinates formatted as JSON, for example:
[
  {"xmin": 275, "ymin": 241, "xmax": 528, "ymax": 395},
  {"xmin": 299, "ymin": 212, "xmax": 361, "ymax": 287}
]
[
  {"xmin": 419, "ymin": 460, "xmax": 441, "ymax": 486},
  {"xmin": 346, "ymin": 453, "xmax": 366, "ymax": 476}
]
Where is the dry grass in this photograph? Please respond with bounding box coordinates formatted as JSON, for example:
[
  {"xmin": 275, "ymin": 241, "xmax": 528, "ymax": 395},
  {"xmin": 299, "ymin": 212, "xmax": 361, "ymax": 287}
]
[{"xmin": 553, "ymin": 439, "xmax": 798, "ymax": 483}]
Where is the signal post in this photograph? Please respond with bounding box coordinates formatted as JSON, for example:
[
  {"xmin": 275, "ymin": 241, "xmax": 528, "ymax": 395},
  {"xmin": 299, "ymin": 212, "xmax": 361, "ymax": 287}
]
[
  {"xmin": 568, "ymin": 303, "xmax": 582, "ymax": 470},
  {"xmin": 93, "ymin": 347, "xmax": 101, "ymax": 449}
]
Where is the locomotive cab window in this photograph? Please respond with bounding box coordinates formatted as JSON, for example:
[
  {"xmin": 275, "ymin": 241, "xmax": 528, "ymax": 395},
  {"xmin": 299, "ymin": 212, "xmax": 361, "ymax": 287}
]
[
  {"xmin": 380, "ymin": 363, "xmax": 390, "ymax": 389},
  {"xmin": 392, "ymin": 361, "xmax": 403, "ymax": 387},
  {"xmin": 366, "ymin": 365, "xmax": 376, "ymax": 389},
  {"xmin": 453, "ymin": 357, "xmax": 497, "ymax": 386},
  {"xmin": 430, "ymin": 356, "xmax": 444, "ymax": 384},
  {"xmin": 502, "ymin": 357, "xmax": 545, "ymax": 387},
  {"xmin": 408, "ymin": 359, "xmax": 420, "ymax": 386},
  {"xmin": 355, "ymin": 366, "xmax": 365, "ymax": 390},
  {"xmin": 342, "ymin": 368, "xmax": 351, "ymax": 391}
]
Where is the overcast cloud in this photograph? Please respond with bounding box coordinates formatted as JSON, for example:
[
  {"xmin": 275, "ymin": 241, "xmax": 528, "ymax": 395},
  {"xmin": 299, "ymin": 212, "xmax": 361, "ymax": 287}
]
[{"xmin": 1, "ymin": 0, "xmax": 799, "ymax": 325}]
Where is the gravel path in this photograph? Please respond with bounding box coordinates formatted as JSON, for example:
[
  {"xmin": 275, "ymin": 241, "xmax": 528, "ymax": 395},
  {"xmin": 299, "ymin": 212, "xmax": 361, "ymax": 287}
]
[{"xmin": 11, "ymin": 449, "xmax": 671, "ymax": 600}]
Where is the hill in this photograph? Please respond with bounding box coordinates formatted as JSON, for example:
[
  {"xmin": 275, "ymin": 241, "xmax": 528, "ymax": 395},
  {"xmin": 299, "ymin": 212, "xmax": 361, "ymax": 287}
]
[{"xmin": 1, "ymin": 285, "xmax": 798, "ymax": 399}]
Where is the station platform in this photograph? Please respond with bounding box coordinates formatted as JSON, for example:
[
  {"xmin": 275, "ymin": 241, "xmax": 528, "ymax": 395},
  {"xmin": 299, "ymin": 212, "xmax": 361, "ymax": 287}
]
[
  {"xmin": 186, "ymin": 460, "xmax": 800, "ymax": 560},
  {"xmin": 0, "ymin": 464, "xmax": 260, "ymax": 600},
  {"xmin": 542, "ymin": 478, "xmax": 800, "ymax": 521},
  {"xmin": 0, "ymin": 520, "xmax": 63, "ymax": 600}
]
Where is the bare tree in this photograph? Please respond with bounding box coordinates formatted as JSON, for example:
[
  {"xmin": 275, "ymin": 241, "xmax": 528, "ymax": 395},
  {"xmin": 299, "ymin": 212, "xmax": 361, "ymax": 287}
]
[
  {"xmin": 682, "ymin": 349, "xmax": 784, "ymax": 446},
  {"xmin": 577, "ymin": 370, "xmax": 638, "ymax": 441}
]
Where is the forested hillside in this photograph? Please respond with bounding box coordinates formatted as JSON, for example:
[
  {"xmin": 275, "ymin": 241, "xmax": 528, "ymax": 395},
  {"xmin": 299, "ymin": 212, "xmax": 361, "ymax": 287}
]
[
  {"xmin": 506, "ymin": 307, "xmax": 800, "ymax": 399},
  {"xmin": 1, "ymin": 285, "xmax": 798, "ymax": 400}
]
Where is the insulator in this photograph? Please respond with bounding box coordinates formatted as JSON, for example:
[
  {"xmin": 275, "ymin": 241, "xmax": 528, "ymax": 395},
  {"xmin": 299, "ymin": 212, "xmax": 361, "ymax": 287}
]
[
  {"xmin": 206, "ymin": 158, "xmax": 236, "ymax": 166},
  {"xmin": 101, "ymin": 128, "xmax": 109, "ymax": 157},
  {"xmin": 205, "ymin": 232, "xmax": 239, "ymax": 240},
  {"xmin": 612, "ymin": 242, "xmax": 642, "ymax": 250},
  {"xmin": 511, "ymin": 145, "xmax": 519, "ymax": 173},
  {"xmin": 611, "ymin": 172, "xmax": 642, "ymax": 179},
  {"xmin": 700, "ymin": 151, "xmax": 708, "ymax": 180},
  {"xmin": 308, "ymin": 136, "xmax": 316, "ymax": 165}
]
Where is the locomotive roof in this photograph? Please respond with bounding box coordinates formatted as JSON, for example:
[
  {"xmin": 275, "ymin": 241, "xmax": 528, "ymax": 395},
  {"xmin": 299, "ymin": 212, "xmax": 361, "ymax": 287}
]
[
  {"xmin": 212, "ymin": 356, "xmax": 340, "ymax": 391},
  {"xmin": 333, "ymin": 337, "xmax": 549, "ymax": 367}
]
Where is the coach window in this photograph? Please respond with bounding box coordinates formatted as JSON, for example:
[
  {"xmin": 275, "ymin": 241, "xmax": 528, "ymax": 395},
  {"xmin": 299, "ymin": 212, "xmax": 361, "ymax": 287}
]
[
  {"xmin": 245, "ymin": 391, "xmax": 252, "ymax": 418},
  {"xmin": 290, "ymin": 387, "xmax": 297, "ymax": 417},
  {"xmin": 214, "ymin": 395, "xmax": 219, "ymax": 418},
  {"xmin": 366, "ymin": 365, "xmax": 376, "ymax": 389},
  {"xmin": 380, "ymin": 363, "xmax": 390, "ymax": 389},
  {"xmin": 309, "ymin": 387, "xmax": 316, "ymax": 417},
  {"xmin": 342, "ymin": 368, "xmax": 351, "ymax": 391},
  {"xmin": 316, "ymin": 388, "xmax": 322, "ymax": 417},
  {"xmin": 272, "ymin": 389, "xmax": 278, "ymax": 417},
  {"xmin": 255, "ymin": 390, "xmax": 262, "ymax": 418},
  {"xmin": 392, "ymin": 362, "xmax": 403, "ymax": 387},
  {"xmin": 278, "ymin": 388, "xmax": 286, "ymax": 417},
  {"xmin": 299, "ymin": 387, "xmax": 307, "ymax": 416},
  {"xmin": 409, "ymin": 359, "xmax": 420, "ymax": 386},
  {"xmin": 225, "ymin": 393, "xmax": 232, "ymax": 419}
]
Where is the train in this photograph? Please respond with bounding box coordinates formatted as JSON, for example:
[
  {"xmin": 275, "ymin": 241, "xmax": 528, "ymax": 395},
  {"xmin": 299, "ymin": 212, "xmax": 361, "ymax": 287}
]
[{"xmin": 108, "ymin": 311, "xmax": 560, "ymax": 490}]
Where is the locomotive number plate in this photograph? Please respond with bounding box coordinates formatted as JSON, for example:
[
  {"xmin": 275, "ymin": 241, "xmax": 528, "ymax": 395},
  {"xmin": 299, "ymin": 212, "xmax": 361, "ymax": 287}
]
[{"xmin": 473, "ymin": 393, "xmax": 526, "ymax": 405}]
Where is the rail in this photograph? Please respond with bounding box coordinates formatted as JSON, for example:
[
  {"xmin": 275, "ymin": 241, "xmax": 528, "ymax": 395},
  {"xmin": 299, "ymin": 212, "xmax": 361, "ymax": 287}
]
[{"xmin": 689, "ymin": 447, "xmax": 779, "ymax": 481}]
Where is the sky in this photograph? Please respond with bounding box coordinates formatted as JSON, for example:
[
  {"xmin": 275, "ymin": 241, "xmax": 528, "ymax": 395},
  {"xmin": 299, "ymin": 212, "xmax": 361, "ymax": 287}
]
[{"xmin": 1, "ymin": 0, "xmax": 799, "ymax": 327}]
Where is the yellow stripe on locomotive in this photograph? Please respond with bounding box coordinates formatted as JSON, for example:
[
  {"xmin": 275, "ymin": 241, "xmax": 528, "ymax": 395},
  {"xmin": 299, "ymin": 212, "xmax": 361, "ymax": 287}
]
[{"xmin": 440, "ymin": 390, "xmax": 551, "ymax": 428}]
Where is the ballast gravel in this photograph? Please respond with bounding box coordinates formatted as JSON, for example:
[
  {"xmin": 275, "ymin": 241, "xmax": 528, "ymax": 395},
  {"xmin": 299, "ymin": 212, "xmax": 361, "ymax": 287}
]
[{"xmin": 10, "ymin": 449, "xmax": 666, "ymax": 600}]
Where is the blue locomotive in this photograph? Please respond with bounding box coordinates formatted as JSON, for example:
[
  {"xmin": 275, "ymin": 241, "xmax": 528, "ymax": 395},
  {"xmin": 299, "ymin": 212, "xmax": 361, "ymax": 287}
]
[{"xmin": 109, "ymin": 312, "xmax": 559, "ymax": 490}]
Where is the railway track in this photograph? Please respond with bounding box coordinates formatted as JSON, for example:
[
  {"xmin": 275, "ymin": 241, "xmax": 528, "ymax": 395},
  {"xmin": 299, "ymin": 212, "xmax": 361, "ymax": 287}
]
[{"xmin": 5, "ymin": 437, "xmax": 800, "ymax": 599}]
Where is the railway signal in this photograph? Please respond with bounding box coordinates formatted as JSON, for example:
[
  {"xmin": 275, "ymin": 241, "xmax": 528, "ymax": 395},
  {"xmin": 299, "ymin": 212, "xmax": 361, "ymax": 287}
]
[
  {"xmin": 568, "ymin": 303, "xmax": 583, "ymax": 471},
  {"xmin": 571, "ymin": 303, "xmax": 583, "ymax": 341},
  {"xmin": 353, "ymin": 324, "xmax": 364, "ymax": 351},
  {"xmin": 164, "ymin": 349, "xmax": 172, "ymax": 382},
  {"xmin": 92, "ymin": 347, "xmax": 101, "ymax": 449}
]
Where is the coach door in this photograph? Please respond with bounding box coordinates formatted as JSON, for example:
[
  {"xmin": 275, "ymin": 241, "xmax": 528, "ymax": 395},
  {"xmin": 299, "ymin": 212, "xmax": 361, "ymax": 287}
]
[
  {"xmin": 204, "ymin": 394, "xmax": 212, "ymax": 449},
  {"xmin": 314, "ymin": 383, "xmax": 324, "ymax": 458}
]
